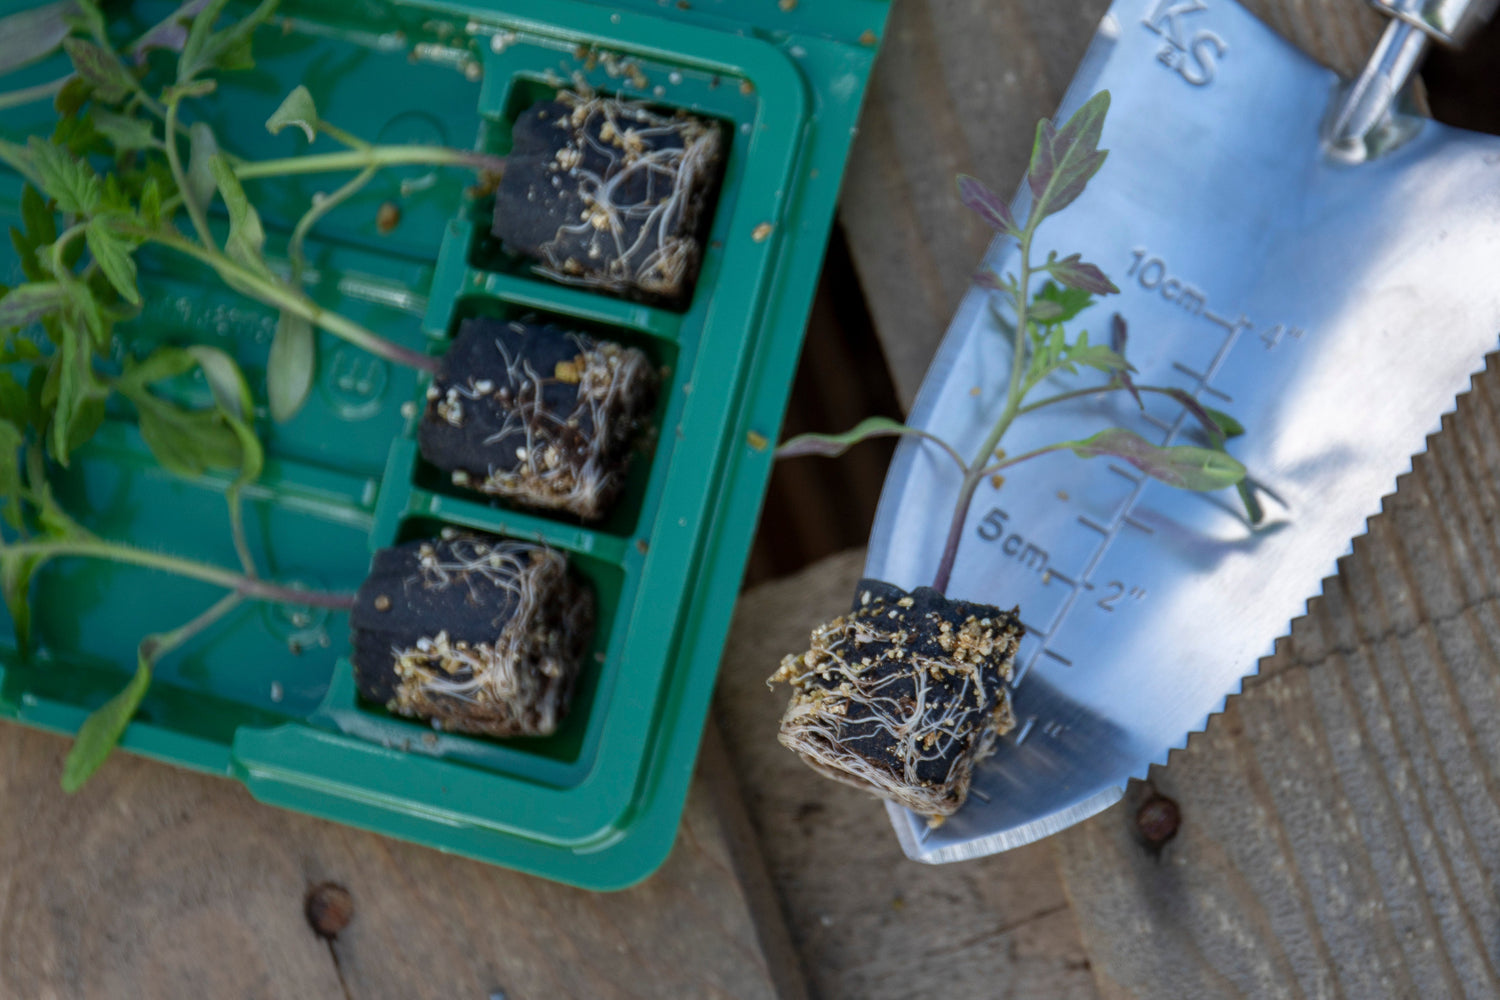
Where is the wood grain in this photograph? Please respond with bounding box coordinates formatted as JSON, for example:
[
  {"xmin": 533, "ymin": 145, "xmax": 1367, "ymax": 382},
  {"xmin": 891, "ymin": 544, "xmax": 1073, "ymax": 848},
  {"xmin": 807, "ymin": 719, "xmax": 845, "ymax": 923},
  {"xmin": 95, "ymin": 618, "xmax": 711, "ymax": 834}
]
[
  {"xmin": 839, "ymin": 0, "xmax": 1386, "ymax": 408},
  {"xmin": 715, "ymin": 549, "xmax": 1100, "ymax": 1000},
  {"xmin": 0, "ymin": 720, "xmax": 801, "ymax": 1000},
  {"xmin": 1055, "ymin": 356, "xmax": 1500, "ymax": 1000}
]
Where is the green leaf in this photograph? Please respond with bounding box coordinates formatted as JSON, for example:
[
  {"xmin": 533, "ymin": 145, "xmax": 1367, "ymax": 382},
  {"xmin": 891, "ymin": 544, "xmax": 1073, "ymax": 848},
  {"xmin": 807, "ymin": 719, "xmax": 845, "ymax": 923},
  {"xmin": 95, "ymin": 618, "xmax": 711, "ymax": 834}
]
[
  {"xmin": 207, "ymin": 154, "xmax": 272, "ymax": 279},
  {"xmin": 133, "ymin": 395, "xmax": 244, "ymax": 477},
  {"xmin": 1027, "ymin": 91, "xmax": 1110, "ymax": 224},
  {"xmin": 266, "ymin": 85, "xmax": 318, "ymax": 142},
  {"xmin": 268, "ymin": 312, "xmax": 315, "ymax": 422},
  {"xmin": 1068, "ymin": 428, "xmax": 1245, "ymax": 491},
  {"xmin": 48, "ymin": 315, "xmax": 91, "ymax": 464},
  {"xmin": 1, "ymin": 551, "xmax": 43, "ymax": 654},
  {"xmin": 775, "ymin": 416, "xmax": 966, "ymax": 471},
  {"xmin": 0, "ymin": 418, "xmax": 24, "ymax": 529},
  {"xmin": 85, "ymin": 218, "xmax": 141, "ymax": 306},
  {"xmin": 1205, "ymin": 407, "xmax": 1245, "ymax": 439},
  {"xmin": 0, "ymin": 284, "xmax": 68, "ymax": 332},
  {"xmin": 58, "ymin": 275, "xmax": 107, "ymax": 346},
  {"xmin": 185, "ymin": 122, "xmax": 219, "ymax": 217},
  {"xmin": 0, "ymin": 373, "xmax": 29, "ymax": 428},
  {"xmin": 61, "ymin": 37, "xmax": 136, "ymax": 104},
  {"xmin": 91, "ymin": 108, "xmax": 159, "ymax": 152},
  {"xmin": 0, "ymin": 139, "xmax": 42, "ymax": 192},
  {"xmin": 27, "ymin": 137, "xmax": 100, "ymax": 215},
  {"xmin": 178, "ymin": 0, "xmax": 278, "ymax": 82},
  {"xmin": 119, "ymin": 345, "xmax": 195, "ymax": 392},
  {"xmin": 53, "ymin": 75, "xmax": 91, "ymax": 117},
  {"xmin": 139, "ymin": 177, "xmax": 163, "ymax": 228},
  {"xmin": 1033, "ymin": 281, "xmax": 1093, "ymax": 325},
  {"xmin": 62, "ymin": 653, "xmax": 151, "ymax": 792},
  {"xmin": 21, "ymin": 185, "xmax": 56, "ymax": 248}
]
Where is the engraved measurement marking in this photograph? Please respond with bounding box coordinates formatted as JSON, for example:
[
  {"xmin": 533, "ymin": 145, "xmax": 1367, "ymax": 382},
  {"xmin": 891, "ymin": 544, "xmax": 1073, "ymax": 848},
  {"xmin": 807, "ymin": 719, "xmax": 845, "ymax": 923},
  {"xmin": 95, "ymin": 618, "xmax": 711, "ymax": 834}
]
[
  {"xmin": 1127, "ymin": 248, "xmax": 1208, "ymax": 314},
  {"xmin": 1130, "ymin": 248, "xmax": 1306, "ymax": 351},
  {"xmin": 975, "ymin": 507, "xmax": 1049, "ymax": 573},
  {"xmin": 1041, "ymin": 719, "xmax": 1067, "ymax": 739},
  {"xmin": 1015, "ymin": 716, "xmax": 1037, "ymax": 745},
  {"xmin": 1097, "ymin": 582, "xmax": 1147, "ymax": 612},
  {"xmin": 1141, "ymin": 0, "xmax": 1226, "ymax": 86}
]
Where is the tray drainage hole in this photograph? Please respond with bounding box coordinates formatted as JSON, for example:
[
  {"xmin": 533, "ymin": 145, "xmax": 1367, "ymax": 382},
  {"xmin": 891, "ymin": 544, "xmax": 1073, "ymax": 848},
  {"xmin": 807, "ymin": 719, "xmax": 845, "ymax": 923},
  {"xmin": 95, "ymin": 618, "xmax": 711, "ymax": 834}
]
[
  {"xmin": 262, "ymin": 585, "xmax": 332, "ymax": 654},
  {"xmin": 376, "ymin": 110, "xmax": 449, "ymax": 194},
  {"xmin": 319, "ymin": 345, "xmax": 391, "ymax": 420}
]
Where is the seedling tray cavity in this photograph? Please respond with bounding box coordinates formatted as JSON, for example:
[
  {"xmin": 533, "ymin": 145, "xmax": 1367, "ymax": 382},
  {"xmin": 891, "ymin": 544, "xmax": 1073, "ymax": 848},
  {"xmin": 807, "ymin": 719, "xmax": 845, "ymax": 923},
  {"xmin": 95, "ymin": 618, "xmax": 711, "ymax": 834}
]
[{"xmin": 0, "ymin": 0, "xmax": 888, "ymax": 889}]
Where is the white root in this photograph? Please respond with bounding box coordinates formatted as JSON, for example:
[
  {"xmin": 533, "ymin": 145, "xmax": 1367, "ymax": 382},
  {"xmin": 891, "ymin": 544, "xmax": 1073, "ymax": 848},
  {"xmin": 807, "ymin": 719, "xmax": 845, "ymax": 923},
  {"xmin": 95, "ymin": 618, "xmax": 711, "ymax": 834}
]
[{"xmin": 770, "ymin": 595, "xmax": 1021, "ymax": 817}]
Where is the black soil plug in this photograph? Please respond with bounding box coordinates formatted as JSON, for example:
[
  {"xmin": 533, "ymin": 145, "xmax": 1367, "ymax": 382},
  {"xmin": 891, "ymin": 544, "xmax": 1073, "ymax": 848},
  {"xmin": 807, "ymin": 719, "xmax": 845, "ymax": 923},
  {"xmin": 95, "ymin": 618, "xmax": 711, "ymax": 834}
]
[
  {"xmin": 351, "ymin": 531, "xmax": 595, "ymax": 738},
  {"xmin": 418, "ymin": 316, "xmax": 658, "ymax": 520},
  {"xmin": 769, "ymin": 579, "xmax": 1022, "ymax": 819},
  {"xmin": 492, "ymin": 91, "xmax": 726, "ymax": 308}
]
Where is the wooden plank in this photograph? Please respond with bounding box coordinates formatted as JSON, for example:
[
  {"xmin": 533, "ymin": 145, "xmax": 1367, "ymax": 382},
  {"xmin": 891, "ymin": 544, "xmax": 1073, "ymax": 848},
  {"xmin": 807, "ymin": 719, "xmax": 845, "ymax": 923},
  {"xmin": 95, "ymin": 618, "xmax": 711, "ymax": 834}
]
[
  {"xmin": 839, "ymin": 0, "xmax": 1385, "ymax": 408},
  {"xmin": 715, "ymin": 549, "xmax": 1100, "ymax": 1000},
  {"xmin": 1055, "ymin": 356, "xmax": 1500, "ymax": 999},
  {"xmin": 0, "ymin": 719, "xmax": 802, "ymax": 1000}
]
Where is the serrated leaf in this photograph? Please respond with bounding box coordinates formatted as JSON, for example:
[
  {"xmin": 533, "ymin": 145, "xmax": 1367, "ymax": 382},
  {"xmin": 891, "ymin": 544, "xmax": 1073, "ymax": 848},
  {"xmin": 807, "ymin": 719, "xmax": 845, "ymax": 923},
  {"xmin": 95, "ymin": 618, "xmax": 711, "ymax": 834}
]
[
  {"xmin": 268, "ymin": 312, "xmax": 315, "ymax": 422},
  {"xmin": 776, "ymin": 416, "xmax": 965, "ymax": 470},
  {"xmin": 1047, "ymin": 252, "xmax": 1119, "ymax": 296},
  {"xmin": 1069, "ymin": 427, "xmax": 1244, "ymax": 491},
  {"xmin": 185, "ymin": 122, "xmax": 219, "ymax": 219},
  {"xmin": 27, "ymin": 137, "xmax": 99, "ymax": 215},
  {"xmin": 61, "ymin": 37, "xmax": 135, "ymax": 104},
  {"xmin": 177, "ymin": 0, "xmax": 277, "ymax": 81},
  {"xmin": 0, "ymin": 139, "xmax": 42, "ymax": 192},
  {"xmin": 207, "ymin": 154, "xmax": 271, "ymax": 278},
  {"xmin": 85, "ymin": 218, "xmax": 140, "ymax": 306},
  {"xmin": 266, "ymin": 84, "xmax": 318, "ymax": 142},
  {"xmin": 140, "ymin": 177, "xmax": 163, "ymax": 227},
  {"xmin": 1034, "ymin": 281, "xmax": 1093, "ymax": 324},
  {"xmin": 0, "ymin": 1, "xmax": 75, "ymax": 77},
  {"xmin": 20, "ymin": 185, "xmax": 56, "ymax": 248},
  {"xmin": 1028, "ymin": 91, "xmax": 1111, "ymax": 224},
  {"xmin": 0, "ymin": 284, "xmax": 68, "ymax": 332},
  {"xmin": 956, "ymin": 174, "xmax": 1016, "ymax": 236},
  {"xmin": 92, "ymin": 108, "xmax": 158, "ymax": 151},
  {"xmin": 62, "ymin": 653, "xmax": 151, "ymax": 792}
]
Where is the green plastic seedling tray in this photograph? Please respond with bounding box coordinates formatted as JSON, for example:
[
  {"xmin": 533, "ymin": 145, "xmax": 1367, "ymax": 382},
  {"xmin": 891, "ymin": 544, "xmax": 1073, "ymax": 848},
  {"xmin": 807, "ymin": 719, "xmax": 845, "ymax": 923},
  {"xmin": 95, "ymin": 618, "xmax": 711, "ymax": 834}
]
[{"xmin": 0, "ymin": 0, "xmax": 887, "ymax": 889}]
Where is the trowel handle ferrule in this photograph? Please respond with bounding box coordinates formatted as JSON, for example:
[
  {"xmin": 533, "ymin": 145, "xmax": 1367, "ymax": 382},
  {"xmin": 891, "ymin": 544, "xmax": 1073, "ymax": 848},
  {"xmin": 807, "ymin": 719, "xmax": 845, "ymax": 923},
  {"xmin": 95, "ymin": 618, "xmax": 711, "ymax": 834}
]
[
  {"xmin": 1330, "ymin": 0, "xmax": 1497, "ymax": 152},
  {"xmin": 1368, "ymin": 0, "xmax": 1498, "ymax": 48}
]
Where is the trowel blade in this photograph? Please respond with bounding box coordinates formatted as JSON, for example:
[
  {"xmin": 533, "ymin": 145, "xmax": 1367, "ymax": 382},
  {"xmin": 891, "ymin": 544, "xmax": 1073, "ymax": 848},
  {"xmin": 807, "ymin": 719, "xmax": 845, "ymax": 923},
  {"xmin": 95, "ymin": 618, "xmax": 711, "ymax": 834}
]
[{"xmin": 865, "ymin": 0, "xmax": 1500, "ymax": 862}]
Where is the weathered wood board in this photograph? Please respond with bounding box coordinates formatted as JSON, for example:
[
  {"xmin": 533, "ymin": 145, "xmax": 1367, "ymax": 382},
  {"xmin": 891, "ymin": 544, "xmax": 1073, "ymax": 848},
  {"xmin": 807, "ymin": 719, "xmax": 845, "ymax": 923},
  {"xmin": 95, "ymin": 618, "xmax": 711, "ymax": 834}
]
[
  {"xmin": 1055, "ymin": 356, "xmax": 1500, "ymax": 1000},
  {"xmin": 716, "ymin": 549, "xmax": 1099, "ymax": 1000},
  {"xmin": 0, "ymin": 720, "xmax": 802, "ymax": 1000}
]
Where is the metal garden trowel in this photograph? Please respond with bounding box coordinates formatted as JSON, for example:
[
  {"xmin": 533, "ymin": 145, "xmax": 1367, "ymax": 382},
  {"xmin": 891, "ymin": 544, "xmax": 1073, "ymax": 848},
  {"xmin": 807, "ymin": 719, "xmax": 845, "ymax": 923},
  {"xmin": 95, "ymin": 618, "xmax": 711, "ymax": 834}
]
[{"xmin": 865, "ymin": 0, "xmax": 1500, "ymax": 862}]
